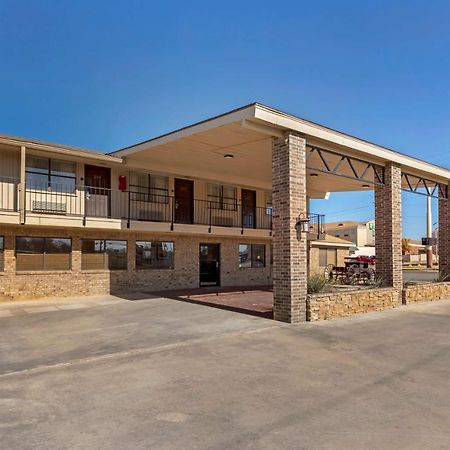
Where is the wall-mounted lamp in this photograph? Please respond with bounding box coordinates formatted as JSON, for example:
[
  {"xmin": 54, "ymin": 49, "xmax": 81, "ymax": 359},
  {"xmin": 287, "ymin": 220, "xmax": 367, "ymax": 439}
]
[
  {"xmin": 362, "ymin": 184, "xmax": 370, "ymax": 189},
  {"xmin": 224, "ymin": 154, "xmax": 234, "ymax": 159},
  {"xmin": 295, "ymin": 212, "xmax": 310, "ymax": 240}
]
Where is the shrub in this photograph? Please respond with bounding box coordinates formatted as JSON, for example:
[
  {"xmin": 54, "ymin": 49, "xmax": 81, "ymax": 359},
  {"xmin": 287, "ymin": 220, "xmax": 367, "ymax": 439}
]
[
  {"xmin": 307, "ymin": 274, "xmax": 333, "ymax": 294},
  {"xmin": 434, "ymin": 272, "xmax": 450, "ymax": 283}
]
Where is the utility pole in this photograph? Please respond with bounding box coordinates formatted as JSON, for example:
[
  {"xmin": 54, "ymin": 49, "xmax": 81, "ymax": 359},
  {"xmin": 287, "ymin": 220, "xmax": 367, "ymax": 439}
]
[{"xmin": 426, "ymin": 196, "xmax": 433, "ymax": 269}]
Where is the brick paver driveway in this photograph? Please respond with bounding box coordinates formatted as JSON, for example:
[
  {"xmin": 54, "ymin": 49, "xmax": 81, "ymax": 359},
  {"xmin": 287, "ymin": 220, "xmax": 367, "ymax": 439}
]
[{"xmin": 0, "ymin": 294, "xmax": 450, "ymax": 449}]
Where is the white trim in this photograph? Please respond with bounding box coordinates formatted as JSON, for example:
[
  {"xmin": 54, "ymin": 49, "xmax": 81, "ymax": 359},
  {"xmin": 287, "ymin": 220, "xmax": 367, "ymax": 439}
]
[{"xmin": 254, "ymin": 104, "xmax": 450, "ymax": 181}]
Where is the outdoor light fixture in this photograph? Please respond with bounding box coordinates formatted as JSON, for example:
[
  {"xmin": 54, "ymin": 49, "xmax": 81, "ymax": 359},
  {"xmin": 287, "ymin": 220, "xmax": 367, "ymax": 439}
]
[
  {"xmin": 223, "ymin": 154, "xmax": 234, "ymax": 159},
  {"xmin": 362, "ymin": 184, "xmax": 370, "ymax": 189},
  {"xmin": 310, "ymin": 173, "xmax": 319, "ymax": 177},
  {"xmin": 295, "ymin": 212, "xmax": 310, "ymax": 239}
]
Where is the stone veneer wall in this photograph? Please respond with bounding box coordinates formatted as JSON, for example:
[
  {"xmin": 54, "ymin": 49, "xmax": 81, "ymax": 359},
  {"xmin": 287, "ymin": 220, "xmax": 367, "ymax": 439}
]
[
  {"xmin": 307, "ymin": 288, "xmax": 401, "ymax": 321},
  {"xmin": 402, "ymin": 282, "xmax": 450, "ymax": 304},
  {"xmin": 0, "ymin": 225, "xmax": 271, "ymax": 300}
]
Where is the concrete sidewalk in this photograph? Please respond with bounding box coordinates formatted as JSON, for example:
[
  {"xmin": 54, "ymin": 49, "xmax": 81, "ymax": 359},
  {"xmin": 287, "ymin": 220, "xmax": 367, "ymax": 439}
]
[{"xmin": 1, "ymin": 296, "xmax": 450, "ymax": 449}]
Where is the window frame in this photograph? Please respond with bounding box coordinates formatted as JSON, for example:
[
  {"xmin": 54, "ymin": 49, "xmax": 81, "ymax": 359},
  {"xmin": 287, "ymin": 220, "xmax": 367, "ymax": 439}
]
[
  {"xmin": 135, "ymin": 241, "xmax": 174, "ymax": 270},
  {"xmin": 81, "ymin": 239, "xmax": 128, "ymax": 271},
  {"xmin": 207, "ymin": 183, "xmax": 237, "ymax": 211},
  {"xmin": 15, "ymin": 236, "xmax": 72, "ymax": 271},
  {"xmin": 25, "ymin": 156, "xmax": 77, "ymax": 193},
  {"xmin": 239, "ymin": 243, "xmax": 266, "ymax": 268},
  {"xmin": 129, "ymin": 172, "xmax": 169, "ymax": 204}
]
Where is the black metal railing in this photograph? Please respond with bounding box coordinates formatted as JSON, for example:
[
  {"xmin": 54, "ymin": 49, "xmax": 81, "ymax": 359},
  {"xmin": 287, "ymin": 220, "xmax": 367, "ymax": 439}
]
[
  {"xmin": 0, "ymin": 176, "xmax": 20, "ymax": 211},
  {"xmin": 4, "ymin": 183, "xmax": 324, "ymax": 235},
  {"xmin": 307, "ymin": 213, "xmax": 326, "ymax": 238}
]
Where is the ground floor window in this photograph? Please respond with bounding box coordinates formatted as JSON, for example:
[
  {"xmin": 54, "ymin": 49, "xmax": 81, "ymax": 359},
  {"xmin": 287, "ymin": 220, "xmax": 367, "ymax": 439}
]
[
  {"xmin": 16, "ymin": 237, "xmax": 72, "ymax": 271},
  {"xmin": 319, "ymin": 248, "xmax": 337, "ymax": 268},
  {"xmin": 136, "ymin": 241, "xmax": 174, "ymax": 269},
  {"xmin": 239, "ymin": 244, "xmax": 265, "ymax": 268},
  {"xmin": 81, "ymin": 239, "xmax": 127, "ymax": 270},
  {"xmin": 0, "ymin": 236, "xmax": 4, "ymax": 271}
]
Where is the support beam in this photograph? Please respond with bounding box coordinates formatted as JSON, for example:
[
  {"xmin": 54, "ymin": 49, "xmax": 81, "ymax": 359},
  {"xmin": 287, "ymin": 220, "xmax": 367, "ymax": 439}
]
[
  {"xmin": 19, "ymin": 145, "xmax": 26, "ymax": 224},
  {"xmin": 438, "ymin": 186, "xmax": 450, "ymax": 277},
  {"xmin": 375, "ymin": 163, "xmax": 403, "ymax": 289},
  {"xmin": 272, "ymin": 132, "xmax": 307, "ymax": 323}
]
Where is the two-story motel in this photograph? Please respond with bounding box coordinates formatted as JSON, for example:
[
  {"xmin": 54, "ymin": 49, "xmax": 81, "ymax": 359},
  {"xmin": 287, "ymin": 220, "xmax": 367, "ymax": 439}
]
[{"xmin": 1, "ymin": 103, "xmax": 450, "ymax": 322}]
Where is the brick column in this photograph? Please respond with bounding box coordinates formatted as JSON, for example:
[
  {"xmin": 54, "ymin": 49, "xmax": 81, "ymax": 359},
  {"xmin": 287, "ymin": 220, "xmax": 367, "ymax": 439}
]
[
  {"xmin": 438, "ymin": 188, "xmax": 450, "ymax": 276},
  {"xmin": 71, "ymin": 236, "xmax": 82, "ymax": 272},
  {"xmin": 374, "ymin": 163, "xmax": 403, "ymax": 289},
  {"xmin": 272, "ymin": 132, "xmax": 308, "ymax": 323}
]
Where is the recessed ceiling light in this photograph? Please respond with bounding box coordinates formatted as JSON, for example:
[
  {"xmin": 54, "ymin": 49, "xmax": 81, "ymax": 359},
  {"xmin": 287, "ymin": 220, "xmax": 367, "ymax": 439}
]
[{"xmin": 224, "ymin": 154, "xmax": 234, "ymax": 159}]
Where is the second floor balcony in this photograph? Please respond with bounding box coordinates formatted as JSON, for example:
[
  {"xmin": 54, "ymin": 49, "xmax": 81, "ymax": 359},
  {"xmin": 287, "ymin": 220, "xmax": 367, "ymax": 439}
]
[{"xmin": 0, "ymin": 177, "xmax": 325, "ymax": 237}]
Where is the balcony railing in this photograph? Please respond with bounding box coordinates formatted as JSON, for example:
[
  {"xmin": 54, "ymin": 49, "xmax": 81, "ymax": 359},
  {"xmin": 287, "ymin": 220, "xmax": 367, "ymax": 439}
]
[
  {"xmin": 0, "ymin": 182, "xmax": 325, "ymax": 235},
  {"xmin": 0, "ymin": 176, "xmax": 19, "ymax": 212}
]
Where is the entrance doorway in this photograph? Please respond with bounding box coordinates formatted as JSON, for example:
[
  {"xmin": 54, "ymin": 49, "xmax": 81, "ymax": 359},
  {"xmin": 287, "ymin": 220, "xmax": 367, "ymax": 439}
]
[
  {"xmin": 242, "ymin": 189, "xmax": 256, "ymax": 228},
  {"xmin": 85, "ymin": 165, "xmax": 111, "ymax": 217},
  {"xmin": 199, "ymin": 243, "xmax": 220, "ymax": 287},
  {"xmin": 175, "ymin": 178, "xmax": 194, "ymax": 224}
]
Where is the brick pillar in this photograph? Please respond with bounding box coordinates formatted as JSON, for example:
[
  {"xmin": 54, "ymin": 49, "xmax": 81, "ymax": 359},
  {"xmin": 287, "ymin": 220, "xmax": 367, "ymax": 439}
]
[
  {"xmin": 438, "ymin": 188, "xmax": 450, "ymax": 276},
  {"xmin": 375, "ymin": 163, "xmax": 403, "ymax": 289},
  {"xmin": 272, "ymin": 132, "xmax": 308, "ymax": 323}
]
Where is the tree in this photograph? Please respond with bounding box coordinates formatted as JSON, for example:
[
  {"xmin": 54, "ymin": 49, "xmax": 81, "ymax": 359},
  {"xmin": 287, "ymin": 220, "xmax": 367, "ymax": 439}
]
[{"xmin": 402, "ymin": 238, "xmax": 411, "ymax": 255}]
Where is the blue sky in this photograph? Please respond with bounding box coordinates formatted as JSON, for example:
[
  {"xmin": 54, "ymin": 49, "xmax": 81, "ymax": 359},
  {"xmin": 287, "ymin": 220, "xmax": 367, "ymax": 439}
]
[{"xmin": 1, "ymin": 0, "xmax": 449, "ymax": 239}]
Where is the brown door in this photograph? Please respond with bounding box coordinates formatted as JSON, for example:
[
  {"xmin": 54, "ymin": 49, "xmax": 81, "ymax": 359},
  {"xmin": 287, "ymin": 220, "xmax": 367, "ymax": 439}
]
[
  {"xmin": 242, "ymin": 189, "xmax": 256, "ymax": 228},
  {"xmin": 199, "ymin": 243, "xmax": 220, "ymax": 287},
  {"xmin": 174, "ymin": 178, "xmax": 194, "ymax": 224},
  {"xmin": 85, "ymin": 165, "xmax": 111, "ymax": 217}
]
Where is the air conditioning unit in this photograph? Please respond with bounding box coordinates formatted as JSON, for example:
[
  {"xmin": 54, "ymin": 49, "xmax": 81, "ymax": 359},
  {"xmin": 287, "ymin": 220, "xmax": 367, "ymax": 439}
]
[
  {"xmin": 32, "ymin": 201, "xmax": 67, "ymax": 214},
  {"xmin": 212, "ymin": 215, "xmax": 234, "ymax": 227}
]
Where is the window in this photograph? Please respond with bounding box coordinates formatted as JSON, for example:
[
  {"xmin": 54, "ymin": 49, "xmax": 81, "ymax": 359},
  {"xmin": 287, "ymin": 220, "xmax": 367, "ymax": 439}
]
[
  {"xmin": 16, "ymin": 237, "xmax": 71, "ymax": 271},
  {"xmin": 26, "ymin": 156, "xmax": 76, "ymax": 193},
  {"xmin": 81, "ymin": 239, "xmax": 127, "ymax": 270},
  {"xmin": 129, "ymin": 172, "xmax": 169, "ymax": 203},
  {"xmin": 335, "ymin": 231, "xmax": 340, "ymax": 237},
  {"xmin": 319, "ymin": 248, "xmax": 337, "ymax": 268},
  {"xmin": 136, "ymin": 241, "xmax": 174, "ymax": 270},
  {"xmin": 239, "ymin": 244, "xmax": 265, "ymax": 268},
  {"xmin": 265, "ymin": 191, "xmax": 273, "ymax": 215},
  {"xmin": 208, "ymin": 184, "xmax": 237, "ymax": 210},
  {"xmin": 343, "ymin": 230, "xmax": 350, "ymax": 237},
  {"xmin": 0, "ymin": 236, "xmax": 4, "ymax": 272}
]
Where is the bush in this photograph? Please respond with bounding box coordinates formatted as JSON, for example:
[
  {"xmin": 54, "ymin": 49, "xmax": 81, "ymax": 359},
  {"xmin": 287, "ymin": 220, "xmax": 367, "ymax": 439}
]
[
  {"xmin": 434, "ymin": 272, "xmax": 450, "ymax": 283},
  {"xmin": 307, "ymin": 274, "xmax": 333, "ymax": 294}
]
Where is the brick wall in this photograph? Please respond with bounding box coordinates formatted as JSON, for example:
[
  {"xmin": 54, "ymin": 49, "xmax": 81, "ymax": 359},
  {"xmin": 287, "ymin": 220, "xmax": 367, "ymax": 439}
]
[
  {"xmin": 439, "ymin": 189, "xmax": 450, "ymax": 277},
  {"xmin": 375, "ymin": 163, "xmax": 403, "ymax": 289},
  {"xmin": 402, "ymin": 282, "xmax": 450, "ymax": 304},
  {"xmin": 0, "ymin": 225, "xmax": 271, "ymax": 300},
  {"xmin": 307, "ymin": 287, "xmax": 401, "ymax": 321},
  {"xmin": 272, "ymin": 132, "xmax": 308, "ymax": 323}
]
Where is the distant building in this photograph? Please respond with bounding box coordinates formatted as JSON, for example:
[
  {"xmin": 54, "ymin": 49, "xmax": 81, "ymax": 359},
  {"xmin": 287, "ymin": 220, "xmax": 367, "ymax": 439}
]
[{"xmin": 323, "ymin": 220, "xmax": 375, "ymax": 247}]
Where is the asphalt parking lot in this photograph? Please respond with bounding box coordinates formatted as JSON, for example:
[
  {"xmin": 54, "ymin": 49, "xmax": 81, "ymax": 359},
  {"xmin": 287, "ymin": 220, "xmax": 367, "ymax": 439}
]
[{"xmin": 1, "ymin": 294, "xmax": 450, "ymax": 449}]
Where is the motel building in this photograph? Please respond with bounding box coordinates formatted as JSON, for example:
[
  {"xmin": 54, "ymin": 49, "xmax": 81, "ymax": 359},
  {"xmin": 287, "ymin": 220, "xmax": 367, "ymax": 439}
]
[{"xmin": 0, "ymin": 103, "xmax": 449, "ymax": 323}]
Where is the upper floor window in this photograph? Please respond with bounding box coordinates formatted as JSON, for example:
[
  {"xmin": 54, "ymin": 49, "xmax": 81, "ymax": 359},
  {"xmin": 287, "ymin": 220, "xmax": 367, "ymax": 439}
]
[
  {"xmin": 26, "ymin": 156, "xmax": 76, "ymax": 193},
  {"xmin": 129, "ymin": 172, "xmax": 169, "ymax": 204},
  {"xmin": 16, "ymin": 237, "xmax": 72, "ymax": 271},
  {"xmin": 265, "ymin": 191, "xmax": 273, "ymax": 215},
  {"xmin": 208, "ymin": 184, "xmax": 237, "ymax": 210}
]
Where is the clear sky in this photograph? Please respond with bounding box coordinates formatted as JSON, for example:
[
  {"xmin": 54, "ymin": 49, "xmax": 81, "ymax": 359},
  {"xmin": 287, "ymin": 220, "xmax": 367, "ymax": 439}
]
[{"xmin": 1, "ymin": 0, "xmax": 449, "ymax": 239}]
